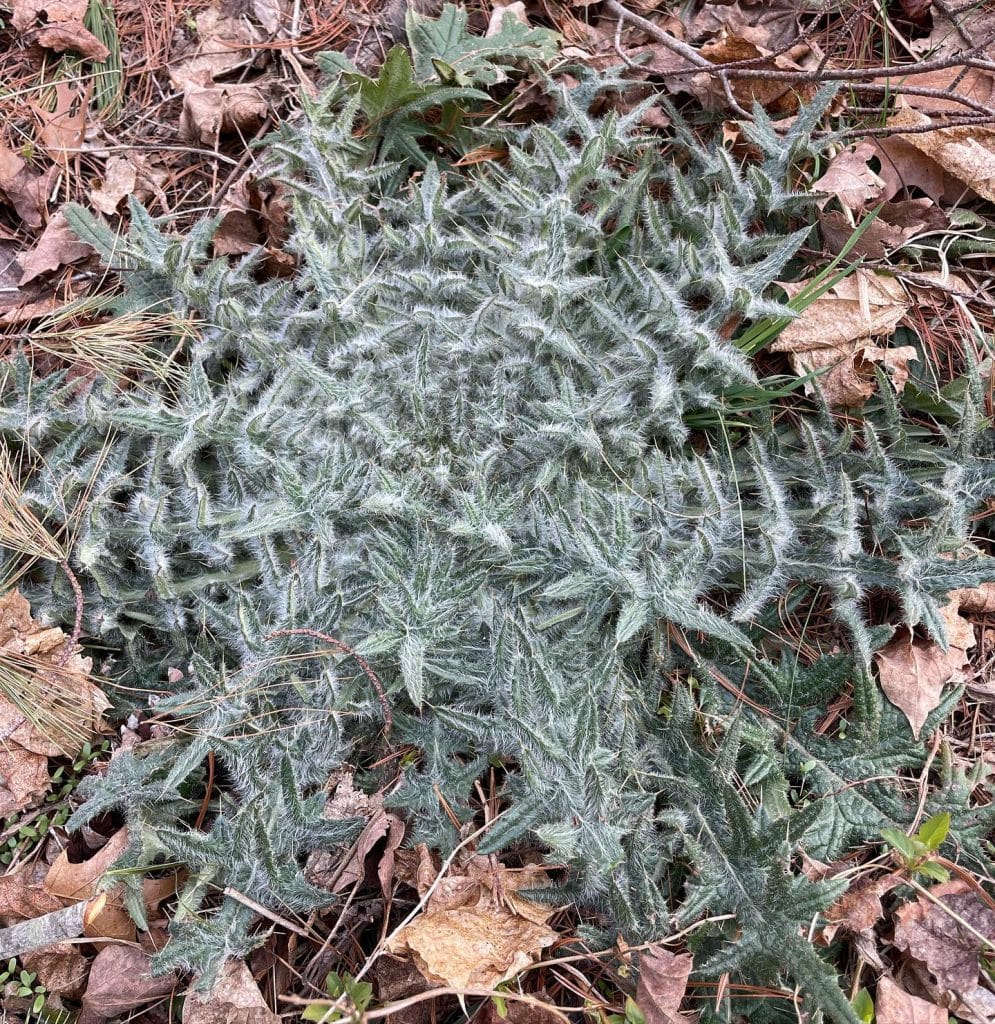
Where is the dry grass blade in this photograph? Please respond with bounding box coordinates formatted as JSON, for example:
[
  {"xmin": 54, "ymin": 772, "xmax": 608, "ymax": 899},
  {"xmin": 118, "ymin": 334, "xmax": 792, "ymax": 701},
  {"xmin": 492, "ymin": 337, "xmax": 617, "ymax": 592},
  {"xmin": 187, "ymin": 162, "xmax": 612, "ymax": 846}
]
[
  {"xmin": 0, "ymin": 446, "xmax": 68, "ymax": 590},
  {"xmin": 0, "ymin": 648, "xmax": 102, "ymax": 755},
  {"xmin": 19, "ymin": 306, "xmax": 198, "ymax": 388}
]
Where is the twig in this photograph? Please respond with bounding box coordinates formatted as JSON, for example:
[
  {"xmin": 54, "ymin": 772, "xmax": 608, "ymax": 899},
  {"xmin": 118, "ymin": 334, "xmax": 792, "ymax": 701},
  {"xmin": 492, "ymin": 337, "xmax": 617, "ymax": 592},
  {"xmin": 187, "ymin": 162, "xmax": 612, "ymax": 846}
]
[
  {"xmin": 265, "ymin": 627, "xmax": 392, "ymax": 734},
  {"xmin": 828, "ymin": 114, "xmax": 995, "ymax": 140},
  {"xmin": 850, "ymin": 82, "xmax": 995, "ymax": 116},
  {"xmin": 58, "ymin": 558, "xmax": 84, "ymax": 665},
  {"xmin": 284, "ymin": 986, "xmax": 572, "ymax": 1024},
  {"xmin": 604, "ymin": 0, "xmax": 710, "ymax": 70},
  {"xmin": 223, "ymin": 886, "xmax": 315, "ymax": 940},
  {"xmin": 934, "ymin": 0, "xmax": 982, "ymax": 49},
  {"xmin": 606, "ymin": 0, "xmax": 995, "ymax": 88},
  {"xmin": 193, "ymin": 750, "xmax": 215, "ymax": 831},
  {"xmin": 0, "ymin": 901, "xmax": 86, "ymax": 958}
]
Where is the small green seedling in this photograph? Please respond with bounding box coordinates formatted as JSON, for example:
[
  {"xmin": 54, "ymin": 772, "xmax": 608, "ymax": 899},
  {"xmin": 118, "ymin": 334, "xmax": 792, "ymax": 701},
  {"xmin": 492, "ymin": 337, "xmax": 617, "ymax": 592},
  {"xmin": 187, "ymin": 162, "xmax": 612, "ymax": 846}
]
[
  {"xmin": 881, "ymin": 812, "xmax": 951, "ymax": 882},
  {"xmin": 0, "ymin": 962, "xmax": 48, "ymax": 1016},
  {"xmin": 603, "ymin": 996, "xmax": 648, "ymax": 1024},
  {"xmin": 851, "ymin": 986, "xmax": 874, "ymax": 1023},
  {"xmin": 302, "ymin": 972, "xmax": 374, "ymax": 1023}
]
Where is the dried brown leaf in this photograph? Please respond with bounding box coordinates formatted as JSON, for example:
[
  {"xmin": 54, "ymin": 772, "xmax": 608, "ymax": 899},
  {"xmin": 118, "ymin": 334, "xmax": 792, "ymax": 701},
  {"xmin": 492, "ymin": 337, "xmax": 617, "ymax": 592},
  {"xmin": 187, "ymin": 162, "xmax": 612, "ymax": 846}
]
[
  {"xmin": 0, "ymin": 862, "xmax": 66, "ymax": 923},
  {"xmin": 306, "ymin": 770, "xmax": 402, "ymax": 894},
  {"xmin": 79, "ymin": 946, "xmax": 177, "ymax": 1022},
  {"xmin": 875, "ymin": 68, "xmax": 995, "ymax": 115},
  {"xmin": 0, "ymin": 743, "xmax": 50, "ymax": 818},
  {"xmin": 875, "ymin": 977, "xmax": 945, "ymax": 1024},
  {"xmin": 11, "ymin": 0, "xmax": 108, "ymax": 59},
  {"xmin": 32, "ymin": 82, "xmax": 89, "ymax": 164},
  {"xmin": 82, "ymin": 889, "xmax": 137, "ymax": 944},
  {"xmin": 0, "ymin": 590, "xmax": 108, "ymax": 815},
  {"xmin": 896, "ymin": 0, "xmax": 932, "ymax": 24},
  {"xmin": 90, "ymin": 157, "xmax": 138, "ymax": 216},
  {"xmin": 0, "ymin": 590, "xmax": 109, "ymax": 752},
  {"xmin": 0, "ymin": 145, "xmax": 57, "ymax": 229},
  {"xmin": 824, "ymin": 875, "xmax": 900, "ymax": 940},
  {"xmin": 949, "ymin": 983, "xmax": 995, "ymax": 1024},
  {"xmin": 918, "ymin": 7, "xmax": 995, "ymax": 61},
  {"xmin": 387, "ymin": 904, "xmax": 557, "ymax": 989},
  {"xmin": 876, "ymin": 596, "xmax": 974, "ymax": 737},
  {"xmin": 11, "ymin": 0, "xmax": 88, "ymax": 31},
  {"xmin": 388, "ymin": 856, "xmax": 557, "ymax": 989},
  {"xmin": 889, "ymin": 105, "xmax": 995, "ymax": 203},
  {"xmin": 954, "ymin": 581, "xmax": 995, "ymax": 615},
  {"xmin": 635, "ymin": 948, "xmax": 693, "ymax": 1024},
  {"xmin": 22, "ymin": 942, "xmax": 89, "ymax": 998},
  {"xmin": 871, "ymin": 133, "xmax": 952, "ymax": 204},
  {"xmin": 181, "ymin": 959, "xmax": 279, "ymax": 1024},
  {"xmin": 813, "ymin": 141, "xmax": 886, "ymax": 211},
  {"xmin": 169, "ymin": 3, "xmax": 263, "ymax": 91},
  {"xmin": 18, "ymin": 209, "xmax": 94, "ymax": 285},
  {"xmin": 694, "ymin": 32, "xmax": 819, "ymax": 113},
  {"xmin": 35, "ymin": 22, "xmax": 110, "ymax": 59},
  {"xmin": 684, "ymin": 0, "xmax": 803, "ymax": 54},
  {"xmin": 213, "ymin": 175, "xmax": 292, "ymax": 279},
  {"xmin": 771, "ymin": 270, "xmax": 915, "ymax": 407},
  {"xmin": 876, "ymin": 637, "xmax": 958, "ymax": 738},
  {"xmin": 819, "ymin": 199, "xmax": 946, "ymax": 259},
  {"xmin": 44, "ymin": 828, "xmax": 130, "ymax": 902},
  {"xmin": 251, "ymin": 0, "xmax": 285, "ymax": 35},
  {"xmin": 179, "ymin": 84, "xmax": 269, "ymax": 145},
  {"xmin": 893, "ymin": 881, "xmax": 995, "ymax": 996}
]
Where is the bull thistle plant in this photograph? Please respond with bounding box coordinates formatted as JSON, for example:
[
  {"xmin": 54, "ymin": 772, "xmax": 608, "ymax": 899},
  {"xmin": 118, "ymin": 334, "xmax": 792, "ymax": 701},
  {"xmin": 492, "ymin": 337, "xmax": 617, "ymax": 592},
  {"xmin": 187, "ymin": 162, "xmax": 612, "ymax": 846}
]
[{"xmin": 1, "ymin": 18, "xmax": 994, "ymax": 1021}]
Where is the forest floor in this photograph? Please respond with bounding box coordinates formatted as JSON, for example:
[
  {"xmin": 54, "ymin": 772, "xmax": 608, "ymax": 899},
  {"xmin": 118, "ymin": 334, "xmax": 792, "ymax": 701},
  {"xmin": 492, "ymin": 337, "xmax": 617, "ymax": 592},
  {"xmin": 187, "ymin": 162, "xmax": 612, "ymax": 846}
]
[{"xmin": 1, "ymin": 1, "xmax": 995, "ymax": 1022}]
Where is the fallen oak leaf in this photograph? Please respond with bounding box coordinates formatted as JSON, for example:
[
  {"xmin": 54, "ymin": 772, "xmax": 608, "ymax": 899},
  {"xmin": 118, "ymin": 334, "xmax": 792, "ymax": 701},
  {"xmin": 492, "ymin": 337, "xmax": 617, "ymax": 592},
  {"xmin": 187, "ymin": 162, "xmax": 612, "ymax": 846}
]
[
  {"xmin": 875, "ymin": 67, "xmax": 995, "ymax": 116},
  {"xmin": 11, "ymin": 0, "xmax": 109, "ymax": 60},
  {"xmin": 388, "ymin": 904, "xmax": 558, "ymax": 989},
  {"xmin": 34, "ymin": 20, "xmax": 111, "ymax": 60},
  {"xmin": 18, "ymin": 208, "xmax": 95, "ymax": 285},
  {"xmin": 89, "ymin": 157, "xmax": 138, "ymax": 215},
  {"xmin": 893, "ymin": 881, "xmax": 995, "ymax": 996},
  {"xmin": 771, "ymin": 269, "xmax": 916, "ymax": 407},
  {"xmin": 888, "ymin": 105, "xmax": 995, "ymax": 203},
  {"xmin": 871, "ymin": 131, "xmax": 953, "ymax": 205},
  {"xmin": 31, "ymin": 82, "xmax": 89, "ymax": 164},
  {"xmin": 875, "ymin": 977, "xmax": 945, "ymax": 1024},
  {"xmin": 82, "ymin": 889, "xmax": 136, "ymax": 945},
  {"xmin": 387, "ymin": 859, "xmax": 557, "ymax": 989},
  {"xmin": 0, "ymin": 861, "xmax": 66, "ymax": 924},
  {"xmin": 813, "ymin": 141, "xmax": 886, "ymax": 211},
  {"xmin": 168, "ymin": 3, "xmax": 263, "ymax": 91},
  {"xmin": 819, "ymin": 199, "xmax": 947, "ymax": 260},
  {"xmin": 635, "ymin": 948, "xmax": 694, "ymax": 1024},
  {"xmin": 44, "ymin": 827, "xmax": 130, "ymax": 902},
  {"xmin": 692, "ymin": 31, "xmax": 822, "ymax": 114},
  {"xmin": 79, "ymin": 946, "xmax": 177, "ymax": 1024},
  {"xmin": 179, "ymin": 83, "xmax": 269, "ymax": 145},
  {"xmin": 823, "ymin": 874, "xmax": 900, "ymax": 942},
  {"xmin": 0, "ymin": 145, "xmax": 57, "ymax": 228},
  {"xmin": 876, "ymin": 596, "xmax": 974, "ymax": 737},
  {"xmin": 181, "ymin": 959, "xmax": 279, "ymax": 1024},
  {"xmin": 954, "ymin": 581, "xmax": 995, "ymax": 615},
  {"xmin": 0, "ymin": 735, "xmax": 50, "ymax": 817},
  {"xmin": 876, "ymin": 640, "xmax": 952, "ymax": 738},
  {"xmin": 21, "ymin": 942, "xmax": 89, "ymax": 999}
]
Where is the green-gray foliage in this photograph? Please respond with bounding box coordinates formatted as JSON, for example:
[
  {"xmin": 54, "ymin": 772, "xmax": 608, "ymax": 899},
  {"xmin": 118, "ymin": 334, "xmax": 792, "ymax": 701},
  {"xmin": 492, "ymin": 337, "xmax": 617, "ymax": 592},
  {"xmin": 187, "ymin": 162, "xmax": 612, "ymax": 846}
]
[{"xmin": 2, "ymin": 61, "xmax": 993, "ymax": 1020}]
